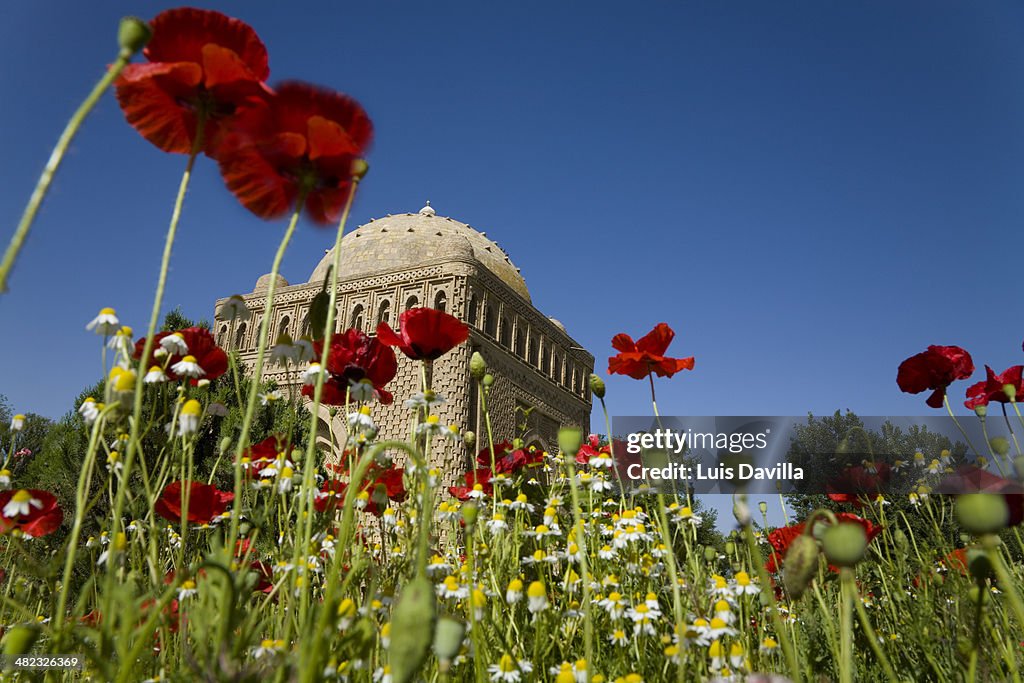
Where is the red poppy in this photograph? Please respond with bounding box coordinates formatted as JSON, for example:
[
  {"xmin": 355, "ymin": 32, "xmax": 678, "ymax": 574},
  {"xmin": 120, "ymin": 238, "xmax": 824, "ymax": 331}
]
[
  {"xmin": 765, "ymin": 513, "xmax": 881, "ymax": 574},
  {"xmin": 449, "ymin": 468, "xmax": 494, "ymax": 501},
  {"xmin": 897, "ymin": 345, "xmax": 974, "ymax": 409},
  {"xmin": 249, "ymin": 561, "xmax": 274, "ymax": 593},
  {"xmin": 115, "ymin": 8, "xmax": 271, "ymax": 155},
  {"xmin": 826, "ymin": 462, "xmax": 892, "ymax": 507},
  {"xmin": 964, "ymin": 365, "xmax": 1024, "ymax": 410},
  {"xmin": 474, "ymin": 441, "xmax": 542, "ymax": 474},
  {"xmin": 239, "ymin": 434, "xmax": 287, "ymax": 477},
  {"xmin": 317, "ymin": 467, "xmax": 407, "ymax": 517},
  {"xmin": 315, "ymin": 479, "xmax": 348, "ymax": 513},
  {"xmin": 217, "ymin": 81, "xmax": 372, "ymax": 223},
  {"xmin": 0, "ymin": 489, "xmax": 63, "ymax": 537},
  {"xmin": 154, "ymin": 481, "xmax": 234, "ymax": 524},
  {"xmin": 376, "ymin": 308, "xmax": 470, "ymax": 361},
  {"xmin": 134, "ymin": 327, "xmax": 228, "ymax": 383},
  {"xmin": 608, "ymin": 323, "xmax": 695, "ymax": 380},
  {"xmin": 301, "ymin": 329, "xmax": 398, "ymax": 405}
]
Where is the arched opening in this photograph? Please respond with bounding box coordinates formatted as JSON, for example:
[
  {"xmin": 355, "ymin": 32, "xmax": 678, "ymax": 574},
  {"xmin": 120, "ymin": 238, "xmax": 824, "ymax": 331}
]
[
  {"xmin": 377, "ymin": 300, "xmax": 391, "ymax": 326},
  {"xmin": 484, "ymin": 304, "xmax": 497, "ymax": 337},
  {"xmin": 514, "ymin": 328, "xmax": 525, "ymax": 357},
  {"xmin": 527, "ymin": 336, "xmax": 538, "ymax": 366},
  {"xmin": 218, "ymin": 324, "xmax": 228, "ymax": 346},
  {"xmin": 235, "ymin": 322, "xmax": 247, "ymax": 349},
  {"xmin": 552, "ymin": 352, "xmax": 561, "ymax": 382},
  {"xmin": 405, "ymin": 295, "xmax": 419, "ymax": 311},
  {"xmin": 467, "ymin": 294, "xmax": 479, "ymax": 327},
  {"xmin": 499, "ymin": 318, "xmax": 511, "ymax": 347},
  {"xmin": 278, "ymin": 316, "xmax": 290, "ymax": 340},
  {"xmin": 540, "ymin": 341, "xmax": 550, "ymax": 374},
  {"xmin": 433, "ymin": 290, "xmax": 447, "ymax": 313},
  {"xmin": 350, "ymin": 304, "xmax": 364, "ymax": 330}
]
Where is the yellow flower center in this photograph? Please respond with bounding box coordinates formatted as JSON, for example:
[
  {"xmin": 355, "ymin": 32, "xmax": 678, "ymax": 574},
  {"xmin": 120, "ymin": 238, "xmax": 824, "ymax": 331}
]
[
  {"xmin": 181, "ymin": 399, "xmax": 202, "ymax": 417},
  {"xmin": 100, "ymin": 307, "xmax": 116, "ymax": 316},
  {"xmin": 527, "ymin": 581, "xmax": 545, "ymax": 598},
  {"xmin": 12, "ymin": 490, "xmax": 31, "ymax": 503}
]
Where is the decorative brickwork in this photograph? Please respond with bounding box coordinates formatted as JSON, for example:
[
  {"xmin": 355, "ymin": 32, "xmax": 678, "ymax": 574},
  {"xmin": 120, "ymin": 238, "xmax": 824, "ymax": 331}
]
[{"xmin": 214, "ymin": 205, "xmax": 593, "ymax": 486}]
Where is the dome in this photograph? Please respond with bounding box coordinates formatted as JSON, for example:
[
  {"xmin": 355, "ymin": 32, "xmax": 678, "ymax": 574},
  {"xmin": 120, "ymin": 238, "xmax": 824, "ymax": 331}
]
[
  {"xmin": 309, "ymin": 207, "xmax": 530, "ymax": 302},
  {"xmin": 254, "ymin": 273, "xmax": 289, "ymax": 292}
]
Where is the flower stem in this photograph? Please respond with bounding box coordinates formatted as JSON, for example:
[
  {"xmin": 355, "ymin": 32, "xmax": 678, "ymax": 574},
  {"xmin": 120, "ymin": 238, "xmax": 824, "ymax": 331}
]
[
  {"xmin": 0, "ymin": 53, "xmax": 134, "ymax": 293},
  {"xmin": 839, "ymin": 567, "xmax": 854, "ymax": 683}
]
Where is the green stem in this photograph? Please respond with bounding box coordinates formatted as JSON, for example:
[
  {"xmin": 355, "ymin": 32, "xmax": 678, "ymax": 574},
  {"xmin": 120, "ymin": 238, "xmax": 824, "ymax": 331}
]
[
  {"xmin": 848, "ymin": 571, "xmax": 897, "ymax": 682},
  {"xmin": 0, "ymin": 52, "xmax": 133, "ymax": 293},
  {"xmin": 839, "ymin": 567, "xmax": 854, "ymax": 683},
  {"xmin": 983, "ymin": 534, "xmax": 1024, "ymax": 629}
]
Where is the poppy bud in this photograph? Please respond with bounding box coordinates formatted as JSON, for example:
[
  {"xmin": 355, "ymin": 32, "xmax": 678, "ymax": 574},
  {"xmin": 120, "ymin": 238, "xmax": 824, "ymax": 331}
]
[
  {"xmin": 462, "ymin": 502, "xmax": 479, "ymax": 529},
  {"xmin": 589, "ymin": 374, "xmax": 606, "ymax": 399},
  {"xmin": 463, "ymin": 431, "xmax": 476, "ymax": 449},
  {"xmin": 351, "ymin": 158, "xmax": 369, "ymax": 181},
  {"xmin": 1004, "ymin": 384, "xmax": 1017, "ymax": 402},
  {"xmin": 974, "ymin": 405, "xmax": 988, "ymax": 418},
  {"xmin": 967, "ymin": 547, "xmax": 993, "ymax": 581},
  {"xmin": 512, "ymin": 438, "xmax": 524, "ymax": 450},
  {"xmin": 118, "ymin": 16, "xmax": 152, "ymax": 55},
  {"xmin": 782, "ymin": 534, "xmax": 820, "ymax": 599},
  {"xmin": 758, "ymin": 501, "xmax": 768, "ymax": 514},
  {"xmin": 989, "ymin": 437, "xmax": 1010, "ymax": 457},
  {"xmin": 388, "ymin": 575, "xmax": 436, "ymax": 683},
  {"xmin": 558, "ymin": 428, "xmax": 583, "ymax": 457},
  {"xmin": 482, "ymin": 374, "xmax": 494, "ymax": 388},
  {"xmin": 703, "ymin": 546, "xmax": 717, "ymax": 562},
  {"xmin": 432, "ymin": 617, "xmax": 466, "ymax": 670},
  {"xmin": 821, "ymin": 522, "xmax": 868, "ymax": 568},
  {"xmin": 724, "ymin": 541, "xmax": 735, "ymax": 555},
  {"xmin": 219, "ymin": 437, "xmax": 232, "ymax": 455},
  {"xmin": 955, "ymin": 493, "xmax": 1009, "ymax": 535},
  {"xmin": 470, "ymin": 352, "xmax": 487, "ymax": 380},
  {"xmin": 968, "ymin": 584, "xmax": 989, "ymax": 606},
  {"xmin": 2, "ymin": 625, "xmax": 39, "ymax": 656}
]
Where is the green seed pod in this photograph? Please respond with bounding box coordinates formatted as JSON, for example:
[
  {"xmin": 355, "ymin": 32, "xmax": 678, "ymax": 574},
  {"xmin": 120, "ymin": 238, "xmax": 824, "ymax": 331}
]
[
  {"xmin": 512, "ymin": 438, "xmax": 524, "ymax": 450},
  {"xmin": 482, "ymin": 373, "xmax": 494, "ymax": 387},
  {"xmin": 758, "ymin": 501, "xmax": 768, "ymax": 514},
  {"xmin": 892, "ymin": 529, "xmax": 909, "ymax": 557},
  {"xmin": 219, "ymin": 436, "xmax": 233, "ymax": 455},
  {"xmin": 558, "ymin": 427, "xmax": 583, "ymax": 457},
  {"xmin": 968, "ymin": 584, "xmax": 989, "ymax": 606},
  {"xmin": 974, "ymin": 405, "xmax": 988, "ymax": 418},
  {"xmin": 966, "ymin": 547, "xmax": 993, "ymax": 581},
  {"xmin": 389, "ymin": 575, "xmax": 437, "ymax": 683},
  {"xmin": 724, "ymin": 541, "xmax": 735, "ymax": 556},
  {"xmin": 703, "ymin": 545, "xmax": 717, "ymax": 562},
  {"xmin": 461, "ymin": 502, "xmax": 479, "ymax": 529},
  {"xmin": 1004, "ymin": 383, "xmax": 1017, "ymax": 402},
  {"xmin": 463, "ymin": 430, "xmax": 476, "ymax": 449},
  {"xmin": 309, "ymin": 290, "xmax": 330, "ymax": 341},
  {"xmin": 118, "ymin": 16, "xmax": 152, "ymax": 55},
  {"xmin": 588, "ymin": 374, "xmax": 606, "ymax": 399},
  {"xmin": 1014, "ymin": 456, "xmax": 1024, "ymax": 480},
  {"xmin": 989, "ymin": 437, "xmax": 1010, "ymax": 457},
  {"xmin": 350, "ymin": 158, "xmax": 369, "ymax": 181},
  {"xmin": 955, "ymin": 493, "xmax": 1009, "ymax": 535},
  {"xmin": 470, "ymin": 352, "xmax": 487, "ymax": 381},
  {"xmin": 821, "ymin": 522, "xmax": 868, "ymax": 568},
  {"xmin": 782, "ymin": 534, "xmax": 820, "ymax": 599},
  {"xmin": 432, "ymin": 617, "xmax": 466, "ymax": 666},
  {"xmin": 2, "ymin": 625, "xmax": 39, "ymax": 656}
]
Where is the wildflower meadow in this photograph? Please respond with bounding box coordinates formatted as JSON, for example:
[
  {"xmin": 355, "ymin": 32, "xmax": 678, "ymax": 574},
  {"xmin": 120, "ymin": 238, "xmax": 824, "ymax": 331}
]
[{"xmin": 2, "ymin": 8, "xmax": 1024, "ymax": 683}]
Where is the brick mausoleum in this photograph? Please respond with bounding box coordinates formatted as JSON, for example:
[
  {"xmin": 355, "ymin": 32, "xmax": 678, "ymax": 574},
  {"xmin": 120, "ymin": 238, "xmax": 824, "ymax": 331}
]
[{"xmin": 214, "ymin": 203, "xmax": 593, "ymax": 486}]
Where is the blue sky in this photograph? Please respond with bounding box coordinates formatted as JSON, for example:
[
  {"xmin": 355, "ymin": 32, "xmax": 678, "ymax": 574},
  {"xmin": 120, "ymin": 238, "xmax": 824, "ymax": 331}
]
[{"xmin": 2, "ymin": 1, "xmax": 1023, "ymax": 430}]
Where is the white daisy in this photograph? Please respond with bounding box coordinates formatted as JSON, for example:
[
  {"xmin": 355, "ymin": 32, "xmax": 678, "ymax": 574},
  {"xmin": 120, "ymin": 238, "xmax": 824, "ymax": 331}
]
[
  {"xmin": 86, "ymin": 307, "xmax": 120, "ymax": 335},
  {"xmin": 144, "ymin": 366, "xmax": 168, "ymax": 384},
  {"xmin": 160, "ymin": 332, "xmax": 189, "ymax": 356}
]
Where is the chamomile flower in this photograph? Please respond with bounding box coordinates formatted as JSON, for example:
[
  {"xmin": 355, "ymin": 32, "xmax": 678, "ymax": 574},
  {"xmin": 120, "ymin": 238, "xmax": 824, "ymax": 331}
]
[
  {"xmin": 403, "ymin": 390, "xmax": 447, "ymax": 410},
  {"xmin": 144, "ymin": 366, "xmax": 168, "ymax": 384},
  {"xmin": 277, "ymin": 466, "xmax": 297, "ymax": 494},
  {"xmin": 177, "ymin": 579, "xmax": 198, "ymax": 600},
  {"xmin": 609, "ymin": 629, "xmax": 629, "ymax": 647},
  {"xmin": 527, "ymin": 581, "xmax": 549, "ymax": 613},
  {"xmin": 706, "ymin": 617, "xmax": 737, "ymax": 640},
  {"xmin": 731, "ymin": 571, "xmax": 759, "ymax": 595},
  {"xmin": 106, "ymin": 450, "xmax": 123, "ymax": 473},
  {"xmin": 218, "ymin": 295, "xmax": 251, "ymax": 322},
  {"xmin": 171, "ymin": 355, "xmax": 205, "ymax": 378},
  {"xmin": 674, "ymin": 505, "xmax": 702, "ymax": 526},
  {"xmin": 416, "ymin": 415, "xmax": 446, "ymax": 437},
  {"xmin": 259, "ymin": 390, "xmax": 283, "ymax": 406},
  {"xmin": 713, "ymin": 600, "xmax": 735, "ymax": 624},
  {"xmin": 270, "ymin": 336, "xmax": 296, "ymax": 366},
  {"xmin": 178, "ymin": 399, "xmax": 202, "ymax": 435},
  {"xmin": 302, "ymin": 363, "xmax": 323, "ymax": 385},
  {"xmin": 252, "ymin": 639, "xmax": 285, "ymax": 659},
  {"xmin": 486, "ymin": 513, "xmax": 508, "ymax": 534},
  {"xmin": 348, "ymin": 406, "xmax": 375, "ymax": 433},
  {"xmin": 86, "ymin": 307, "xmax": 120, "ymax": 335},
  {"xmin": 2, "ymin": 489, "xmax": 43, "ymax": 518},
  {"xmin": 438, "ymin": 576, "xmax": 469, "ymax": 600},
  {"xmin": 598, "ymin": 592, "xmax": 626, "ymax": 619},
  {"xmin": 160, "ymin": 332, "xmax": 188, "ymax": 355},
  {"xmin": 348, "ymin": 378, "xmax": 378, "ymax": 402},
  {"xmin": 508, "ymin": 494, "xmax": 534, "ymax": 513},
  {"xmin": 78, "ymin": 398, "xmax": 102, "ymax": 425},
  {"xmin": 0, "ymin": 469, "xmax": 10, "ymax": 489},
  {"xmin": 488, "ymin": 655, "xmax": 532, "ymax": 682},
  {"xmin": 760, "ymin": 636, "xmax": 780, "ymax": 655},
  {"xmin": 598, "ymin": 545, "xmax": 616, "ymax": 560},
  {"xmin": 506, "ymin": 578, "xmax": 524, "ymax": 604}
]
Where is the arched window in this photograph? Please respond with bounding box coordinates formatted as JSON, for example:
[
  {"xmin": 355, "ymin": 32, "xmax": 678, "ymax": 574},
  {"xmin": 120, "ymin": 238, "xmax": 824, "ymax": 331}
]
[
  {"xmin": 527, "ymin": 336, "xmax": 538, "ymax": 366},
  {"xmin": 433, "ymin": 290, "xmax": 447, "ymax": 313},
  {"xmin": 301, "ymin": 312, "xmax": 311, "ymax": 336},
  {"xmin": 405, "ymin": 295, "xmax": 419, "ymax": 311},
  {"xmin": 540, "ymin": 341, "xmax": 550, "ymax": 373},
  {"xmin": 218, "ymin": 324, "xmax": 228, "ymax": 346},
  {"xmin": 467, "ymin": 294, "xmax": 479, "ymax": 327},
  {"xmin": 499, "ymin": 318, "xmax": 511, "ymax": 347},
  {"xmin": 377, "ymin": 300, "xmax": 391, "ymax": 326},
  {"xmin": 350, "ymin": 304, "xmax": 364, "ymax": 330},
  {"xmin": 484, "ymin": 304, "xmax": 497, "ymax": 337},
  {"xmin": 514, "ymin": 328, "xmax": 525, "ymax": 357},
  {"xmin": 552, "ymin": 352, "xmax": 561, "ymax": 382},
  {"xmin": 278, "ymin": 316, "xmax": 290, "ymax": 340},
  {"xmin": 235, "ymin": 322, "xmax": 247, "ymax": 349}
]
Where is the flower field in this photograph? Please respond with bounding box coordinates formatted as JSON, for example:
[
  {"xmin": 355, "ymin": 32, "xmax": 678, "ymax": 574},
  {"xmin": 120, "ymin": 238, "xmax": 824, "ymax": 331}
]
[{"xmin": 2, "ymin": 8, "xmax": 1024, "ymax": 683}]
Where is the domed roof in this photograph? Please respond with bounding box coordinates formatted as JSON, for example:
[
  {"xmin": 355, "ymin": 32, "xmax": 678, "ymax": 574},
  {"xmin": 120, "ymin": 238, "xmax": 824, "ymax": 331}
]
[
  {"xmin": 254, "ymin": 273, "xmax": 289, "ymax": 292},
  {"xmin": 309, "ymin": 204, "xmax": 530, "ymax": 301}
]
